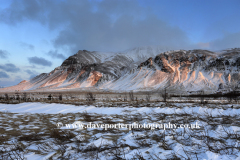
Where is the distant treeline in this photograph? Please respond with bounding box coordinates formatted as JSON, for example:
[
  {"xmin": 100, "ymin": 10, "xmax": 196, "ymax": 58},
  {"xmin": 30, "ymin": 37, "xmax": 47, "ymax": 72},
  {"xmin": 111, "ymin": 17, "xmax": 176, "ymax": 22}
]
[{"xmin": 172, "ymin": 91, "xmax": 240, "ymax": 98}]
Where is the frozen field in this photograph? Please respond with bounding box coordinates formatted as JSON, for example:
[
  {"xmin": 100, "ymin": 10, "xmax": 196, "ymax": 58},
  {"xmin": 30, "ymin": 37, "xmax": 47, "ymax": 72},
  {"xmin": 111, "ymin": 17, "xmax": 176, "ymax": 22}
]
[{"xmin": 1, "ymin": 102, "xmax": 240, "ymax": 159}]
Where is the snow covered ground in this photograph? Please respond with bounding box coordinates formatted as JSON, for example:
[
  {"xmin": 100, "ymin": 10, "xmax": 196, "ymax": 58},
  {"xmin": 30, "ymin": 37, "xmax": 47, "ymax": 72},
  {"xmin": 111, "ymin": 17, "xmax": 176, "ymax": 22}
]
[{"xmin": 1, "ymin": 102, "xmax": 240, "ymax": 159}]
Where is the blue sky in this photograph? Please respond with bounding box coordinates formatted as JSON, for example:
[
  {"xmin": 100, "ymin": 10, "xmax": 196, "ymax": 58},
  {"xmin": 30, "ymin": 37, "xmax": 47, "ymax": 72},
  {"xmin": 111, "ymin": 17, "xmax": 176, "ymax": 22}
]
[{"xmin": 0, "ymin": 0, "xmax": 240, "ymax": 87}]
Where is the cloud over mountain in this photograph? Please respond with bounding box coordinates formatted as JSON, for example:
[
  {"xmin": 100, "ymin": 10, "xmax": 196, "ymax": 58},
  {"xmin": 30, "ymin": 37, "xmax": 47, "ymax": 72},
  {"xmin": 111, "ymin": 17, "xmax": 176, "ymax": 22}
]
[
  {"xmin": 0, "ymin": 0, "xmax": 191, "ymax": 53},
  {"xmin": 47, "ymin": 50, "xmax": 66, "ymax": 60}
]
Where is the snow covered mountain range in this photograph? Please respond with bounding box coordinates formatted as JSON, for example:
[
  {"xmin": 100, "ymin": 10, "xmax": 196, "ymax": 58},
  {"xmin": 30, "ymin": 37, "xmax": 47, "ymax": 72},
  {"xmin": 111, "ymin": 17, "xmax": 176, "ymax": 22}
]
[{"xmin": 1, "ymin": 47, "xmax": 240, "ymax": 93}]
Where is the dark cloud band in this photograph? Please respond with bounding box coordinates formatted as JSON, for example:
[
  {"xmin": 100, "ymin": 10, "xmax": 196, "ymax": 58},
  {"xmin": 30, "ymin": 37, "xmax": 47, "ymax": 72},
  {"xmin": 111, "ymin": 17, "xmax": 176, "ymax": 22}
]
[
  {"xmin": 28, "ymin": 56, "xmax": 52, "ymax": 67},
  {"xmin": 0, "ymin": 63, "xmax": 20, "ymax": 73},
  {"xmin": 0, "ymin": 71, "xmax": 10, "ymax": 78}
]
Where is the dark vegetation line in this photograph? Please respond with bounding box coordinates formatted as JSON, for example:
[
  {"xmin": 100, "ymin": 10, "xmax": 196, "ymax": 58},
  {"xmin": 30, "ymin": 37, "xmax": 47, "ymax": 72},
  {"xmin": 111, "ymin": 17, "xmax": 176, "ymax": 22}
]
[{"xmin": 0, "ymin": 90, "xmax": 239, "ymax": 105}]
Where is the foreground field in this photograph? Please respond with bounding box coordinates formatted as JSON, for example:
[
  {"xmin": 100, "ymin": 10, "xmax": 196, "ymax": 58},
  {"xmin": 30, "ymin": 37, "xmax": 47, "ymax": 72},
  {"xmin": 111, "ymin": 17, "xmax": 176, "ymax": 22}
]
[{"xmin": 1, "ymin": 102, "xmax": 240, "ymax": 159}]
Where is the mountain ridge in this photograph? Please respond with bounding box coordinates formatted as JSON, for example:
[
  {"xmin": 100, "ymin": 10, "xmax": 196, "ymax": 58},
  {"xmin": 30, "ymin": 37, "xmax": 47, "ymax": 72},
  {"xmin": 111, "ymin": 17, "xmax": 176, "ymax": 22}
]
[{"xmin": 1, "ymin": 47, "xmax": 240, "ymax": 93}]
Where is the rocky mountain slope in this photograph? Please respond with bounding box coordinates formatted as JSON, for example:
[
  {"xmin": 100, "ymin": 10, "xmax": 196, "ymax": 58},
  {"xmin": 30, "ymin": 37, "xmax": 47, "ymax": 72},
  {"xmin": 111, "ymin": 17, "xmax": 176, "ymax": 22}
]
[{"xmin": 1, "ymin": 47, "xmax": 240, "ymax": 93}]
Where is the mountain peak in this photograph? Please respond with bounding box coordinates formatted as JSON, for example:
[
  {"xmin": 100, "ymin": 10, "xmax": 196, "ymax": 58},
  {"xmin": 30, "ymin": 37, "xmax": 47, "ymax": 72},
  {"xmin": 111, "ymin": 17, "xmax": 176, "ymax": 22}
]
[{"xmin": 1, "ymin": 48, "xmax": 240, "ymax": 93}]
